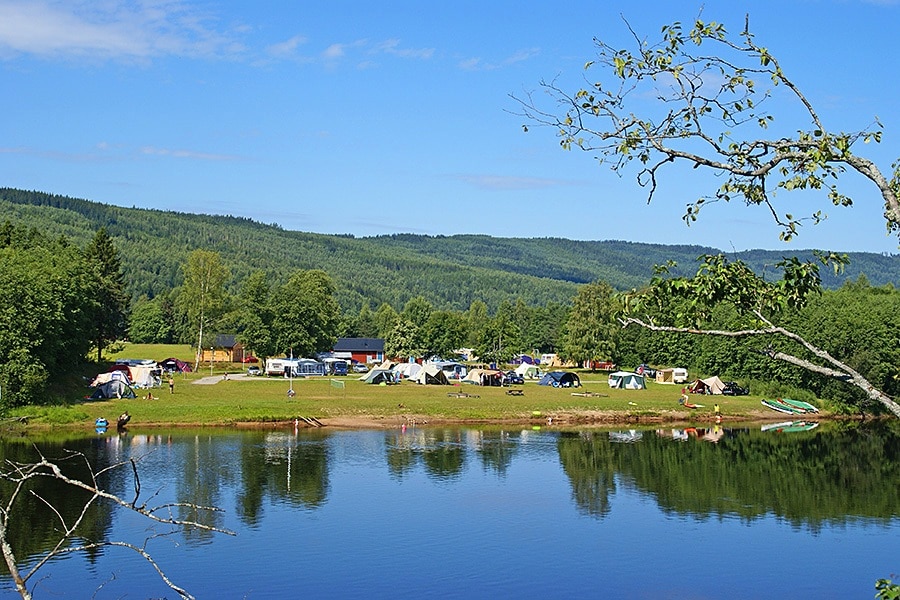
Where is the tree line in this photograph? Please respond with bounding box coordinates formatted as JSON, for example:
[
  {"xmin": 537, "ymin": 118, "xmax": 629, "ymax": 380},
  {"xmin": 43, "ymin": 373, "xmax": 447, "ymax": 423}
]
[{"xmin": 1, "ymin": 217, "xmax": 897, "ymax": 416}]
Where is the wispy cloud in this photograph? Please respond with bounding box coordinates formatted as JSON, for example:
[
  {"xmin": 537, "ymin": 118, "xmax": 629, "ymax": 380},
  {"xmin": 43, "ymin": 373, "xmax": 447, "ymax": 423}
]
[
  {"xmin": 0, "ymin": 0, "xmax": 241, "ymax": 60},
  {"xmin": 0, "ymin": 142, "xmax": 240, "ymax": 162},
  {"xmin": 455, "ymin": 174, "xmax": 575, "ymax": 191},
  {"xmin": 266, "ymin": 34, "xmax": 308, "ymax": 59},
  {"xmin": 459, "ymin": 48, "xmax": 540, "ymax": 71},
  {"xmin": 375, "ymin": 38, "xmax": 434, "ymax": 60},
  {"xmin": 140, "ymin": 146, "xmax": 241, "ymax": 161}
]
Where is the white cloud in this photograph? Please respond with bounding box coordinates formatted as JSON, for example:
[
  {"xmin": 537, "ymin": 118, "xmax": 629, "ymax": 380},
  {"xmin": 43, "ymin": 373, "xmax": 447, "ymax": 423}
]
[
  {"xmin": 375, "ymin": 38, "xmax": 434, "ymax": 59},
  {"xmin": 140, "ymin": 146, "xmax": 240, "ymax": 161},
  {"xmin": 459, "ymin": 48, "xmax": 540, "ymax": 71},
  {"xmin": 322, "ymin": 43, "xmax": 345, "ymax": 60},
  {"xmin": 0, "ymin": 0, "xmax": 239, "ymax": 60},
  {"xmin": 266, "ymin": 34, "xmax": 308, "ymax": 59},
  {"xmin": 456, "ymin": 174, "xmax": 576, "ymax": 191}
]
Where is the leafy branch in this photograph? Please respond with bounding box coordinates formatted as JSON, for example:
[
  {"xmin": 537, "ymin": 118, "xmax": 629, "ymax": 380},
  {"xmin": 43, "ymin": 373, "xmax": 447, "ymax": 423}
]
[{"xmin": 513, "ymin": 13, "xmax": 900, "ymax": 242}]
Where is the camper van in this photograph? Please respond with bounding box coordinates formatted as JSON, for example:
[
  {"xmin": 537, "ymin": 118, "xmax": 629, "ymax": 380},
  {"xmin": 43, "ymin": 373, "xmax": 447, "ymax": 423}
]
[{"xmin": 265, "ymin": 358, "xmax": 297, "ymax": 377}]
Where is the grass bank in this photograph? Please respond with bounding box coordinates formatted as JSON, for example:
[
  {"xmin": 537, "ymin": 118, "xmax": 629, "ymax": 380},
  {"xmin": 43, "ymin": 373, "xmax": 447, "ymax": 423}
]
[
  {"xmin": 10, "ymin": 370, "xmax": 803, "ymax": 431},
  {"xmin": 4, "ymin": 343, "xmax": 819, "ymax": 430}
]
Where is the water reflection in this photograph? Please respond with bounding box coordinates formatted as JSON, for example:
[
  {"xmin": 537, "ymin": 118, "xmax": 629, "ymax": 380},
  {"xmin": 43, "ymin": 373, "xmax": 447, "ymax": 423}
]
[{"xmin": 1, "ymin": 420, "xmax": 898, "ymax": 596}]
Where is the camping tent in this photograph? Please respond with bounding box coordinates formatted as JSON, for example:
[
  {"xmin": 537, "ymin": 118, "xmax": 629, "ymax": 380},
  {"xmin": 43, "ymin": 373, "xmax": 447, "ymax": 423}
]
[
  {"xmin": 514, "ymin": 363, "xmax": 542, "ymax": 379},
  {"xmin": 359, "ymin": 368, "xmax": 395, "ymax": 384},
  {"xmin": 89, "ymin": 380, "xmax": 136, "ymax": 399},
  {"xmin": 689, "ymin": 376, "xmax": 726, "ymax": 395},
  {"xmin": 412, "ymin": 365, "xmax": 450, "ymax": 385},
  {"xmin": 160, "ymin": 358, "xmax": 192, "ymax": 373},
  {"xmin": 462, "ymin": 368, "xmax": 503, "ymax": 386},
  {"xmin": 538, "ymin": 371, "xmax": 581, "ymax": 388},
  {"xmin": 89, "ymin": 370, "xmax": 131, "ymax": 388},
  {"xmin": 130, "ymin": 364, "xmax": 161, "ymax": 388},
  {"xmin": 394, "ymin": 362, "xmax": 422, "ymax": 379},
  {"xmin": 607, "ymin": 371, "xmax": 646, "ymax": 390}
]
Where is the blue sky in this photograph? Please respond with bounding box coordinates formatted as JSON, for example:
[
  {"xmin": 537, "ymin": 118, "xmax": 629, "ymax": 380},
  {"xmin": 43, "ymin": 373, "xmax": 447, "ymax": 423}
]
[{"xmin": 2, "ymin": 0, "xmax": 899, "ymax": 253}]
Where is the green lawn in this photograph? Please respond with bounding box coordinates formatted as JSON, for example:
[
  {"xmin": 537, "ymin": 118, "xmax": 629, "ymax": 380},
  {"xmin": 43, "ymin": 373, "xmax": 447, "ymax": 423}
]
[{"xmin": 13, "ymin": 368, "xmax": 787, "ymax": 429}]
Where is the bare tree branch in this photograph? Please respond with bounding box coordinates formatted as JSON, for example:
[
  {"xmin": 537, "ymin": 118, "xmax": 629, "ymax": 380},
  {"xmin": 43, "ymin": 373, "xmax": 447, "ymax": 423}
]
[
  {"xmin": 0, "ymin": 451, "xmax": 235, "ymax": 599},
  {"xmin": 620, "ymin": 315, "xmax": 900, "ymax": 418}
]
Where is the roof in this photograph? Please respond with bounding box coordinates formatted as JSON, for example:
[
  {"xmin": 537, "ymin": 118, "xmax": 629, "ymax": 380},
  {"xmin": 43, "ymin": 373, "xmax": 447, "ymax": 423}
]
[
  {"xmin": 214, "ymin": 334, "xmax": 239, "ymax": 348},
  {"xmin": 333, "ymin": 337, "xmax": 385, "ymax": 352}
]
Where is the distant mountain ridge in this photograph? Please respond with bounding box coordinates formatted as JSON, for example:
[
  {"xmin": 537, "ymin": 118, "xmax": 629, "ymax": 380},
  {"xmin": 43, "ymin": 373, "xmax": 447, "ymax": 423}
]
[{"xmin": 2, "ymin": 187, "xmax": 897, "ymax": 312}]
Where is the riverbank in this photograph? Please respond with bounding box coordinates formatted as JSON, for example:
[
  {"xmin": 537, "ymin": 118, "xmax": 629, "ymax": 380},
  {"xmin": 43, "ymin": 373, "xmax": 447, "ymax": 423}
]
[{"xmin": 9, "ymin": 372, "xmax": 830, "ymax": 432}]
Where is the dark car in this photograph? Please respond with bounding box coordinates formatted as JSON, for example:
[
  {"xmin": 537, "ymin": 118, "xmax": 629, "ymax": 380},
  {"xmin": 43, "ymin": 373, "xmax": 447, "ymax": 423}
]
[
  {"xmin": 722, "ymin": 381, "xmax": 749, "ymax": 396},
  {"xmin": 503, "ymin": 371, "xmax": 525, "ymax": 385}
]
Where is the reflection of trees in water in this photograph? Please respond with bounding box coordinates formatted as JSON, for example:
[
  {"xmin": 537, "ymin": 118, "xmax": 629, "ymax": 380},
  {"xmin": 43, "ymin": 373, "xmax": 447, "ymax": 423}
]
[
  {"xmin": 556, "ymin": 421, "xmax": 900, "ymax": 527},
  {"xmin": 237, "ymin": 430, "xmax": 331, "ymax": 525},
  {"xmin": 177, "ymin": 433, "xmax": 231, "ymax": 542},
  {"xmin": 0, "ymin": 437, "xmax": 117, "ymax": 573},
  {"xmin": 473, "ymin": 430, "xmax": 519, "ymax": 477},
  {"xmin": 557, "ymin": 432, "xmax": 617, "ymax": 519},
  {"xmin": 385, "ymin": 429, "xmax": 468, "ymax": 480}
]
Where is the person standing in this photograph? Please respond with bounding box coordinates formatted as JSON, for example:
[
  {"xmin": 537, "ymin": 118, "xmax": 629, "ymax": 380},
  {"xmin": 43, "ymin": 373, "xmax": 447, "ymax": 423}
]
[{"xmin": 168, "ymin": 376, "xmax": 175, "ymax": 394}]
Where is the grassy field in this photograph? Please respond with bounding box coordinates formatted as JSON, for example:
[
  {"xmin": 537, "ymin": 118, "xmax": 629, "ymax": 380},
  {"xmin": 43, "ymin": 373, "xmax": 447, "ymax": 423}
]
[
  {"xmin": 2, "ymin": 342, "xmax": 815, "ymax": 429},
  {"xmin": 11, "ymin": 362, "xmax": 796, "ymax": 430}
]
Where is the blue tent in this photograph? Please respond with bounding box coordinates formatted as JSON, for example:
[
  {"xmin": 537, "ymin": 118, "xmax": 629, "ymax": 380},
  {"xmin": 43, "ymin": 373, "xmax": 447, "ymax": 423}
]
[{"xmin": 538, "ymin": 371, "xmax": 581, "ymax": 388}]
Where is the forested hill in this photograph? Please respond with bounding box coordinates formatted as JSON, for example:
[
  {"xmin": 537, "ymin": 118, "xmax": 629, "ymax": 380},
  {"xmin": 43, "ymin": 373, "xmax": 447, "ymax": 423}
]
[{"xmin": 2, "ymin": 187, "xmax": 898, "ymax": 312}]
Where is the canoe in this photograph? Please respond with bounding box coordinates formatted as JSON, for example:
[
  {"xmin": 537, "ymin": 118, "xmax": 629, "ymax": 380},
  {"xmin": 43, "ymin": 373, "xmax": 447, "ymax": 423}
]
[
  {"xmin": 778, "ymin": 398, "xmax": 819, "ymax": 413},
  {"xmin": 761, "ymin": 399, "xmax": 804, "ymax": 414}
]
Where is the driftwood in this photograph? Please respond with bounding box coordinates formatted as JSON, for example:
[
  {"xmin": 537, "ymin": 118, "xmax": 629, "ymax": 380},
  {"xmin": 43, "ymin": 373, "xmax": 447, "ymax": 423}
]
[{"xmin": 0, "ymin": 449, "xmax": 235, "ymax": 600}]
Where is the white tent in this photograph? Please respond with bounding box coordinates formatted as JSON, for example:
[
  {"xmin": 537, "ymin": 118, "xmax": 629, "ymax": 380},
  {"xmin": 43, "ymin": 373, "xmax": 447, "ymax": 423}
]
[
  {"xmin": 129, "ymin": 364, "xmax": 161, "ymax": 388},
  {"xmin": 394, "ymin": 362, "xmax": 422, "ymax": 379},
  {"xmin": 412, "ymin": 364, "xmax": 450, "ymax": 385},
  {"xmin": 607, "ymin": 371, "xmax": 646, "ymax": 390},
  {"xmin": 515, "ymin": 363, "xmax": 542, "ymax": 379}
]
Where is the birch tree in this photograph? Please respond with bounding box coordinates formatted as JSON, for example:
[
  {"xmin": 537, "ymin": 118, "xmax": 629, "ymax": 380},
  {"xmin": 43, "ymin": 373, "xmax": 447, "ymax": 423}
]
[{"xmin": 179, "ymin": 250, "xmax": 230, "ymax": 370}]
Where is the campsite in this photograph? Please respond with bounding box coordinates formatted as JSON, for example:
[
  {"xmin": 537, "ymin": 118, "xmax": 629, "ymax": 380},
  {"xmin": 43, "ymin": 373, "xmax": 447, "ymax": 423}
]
[{"xmin": 12, "ymin": 342, "xmax": 821, "ymax": 430}]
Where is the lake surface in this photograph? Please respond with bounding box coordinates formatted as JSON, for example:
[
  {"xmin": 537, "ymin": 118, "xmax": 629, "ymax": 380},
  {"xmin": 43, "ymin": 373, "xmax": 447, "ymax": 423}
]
[{"xmin": 1, "ymin": 420, "xmax": 898, "ymax": 599}]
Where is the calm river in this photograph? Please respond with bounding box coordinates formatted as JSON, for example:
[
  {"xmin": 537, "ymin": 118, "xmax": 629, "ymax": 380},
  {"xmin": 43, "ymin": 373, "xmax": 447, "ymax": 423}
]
[{"xmin": 1, "ymin": 421, "xmax": 898, "ymax": 599}]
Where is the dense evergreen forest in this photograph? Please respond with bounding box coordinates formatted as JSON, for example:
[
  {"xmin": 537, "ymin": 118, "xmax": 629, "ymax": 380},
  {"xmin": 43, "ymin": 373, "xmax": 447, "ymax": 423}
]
[{"xmin": 2, "ymin": 188, "xmax": 898, "ymax": 313}]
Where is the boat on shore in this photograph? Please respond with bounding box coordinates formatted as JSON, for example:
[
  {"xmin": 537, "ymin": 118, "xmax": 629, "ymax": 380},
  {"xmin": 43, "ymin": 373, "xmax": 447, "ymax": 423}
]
[
  {"xmin": 778, "ymin": 398, "xmax": 819, "ymax": 413},
  {"xmin": 761, "ymin": 398, "xmax": 817, "ymax": 415}
]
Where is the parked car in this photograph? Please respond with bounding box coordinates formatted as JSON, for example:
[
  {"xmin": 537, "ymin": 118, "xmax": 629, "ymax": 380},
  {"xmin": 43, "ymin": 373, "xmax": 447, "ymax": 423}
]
[
  {"xmin": 637, "ymin": 364, "xmax": 657, "ymax": 378},
  {"xmin": 352, "ymin": 362, "xmax": 369, "ymax": 373},
  {"xmin": 722, "ymin": 381, "xmax": 749, "ymax": 396},
  {"xmin": 503, "ymin": 371, "xmax": 525, "ymax": 385},
  {"xmin": 247, "ymin": 366, "xmax": 261, "ymax": 376}
]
